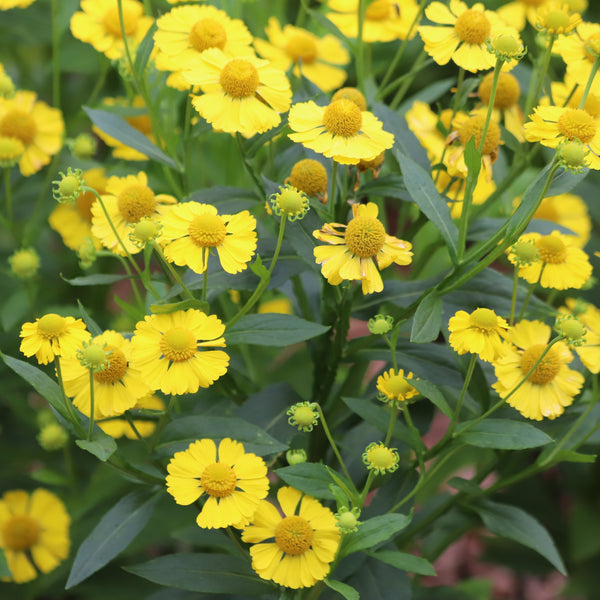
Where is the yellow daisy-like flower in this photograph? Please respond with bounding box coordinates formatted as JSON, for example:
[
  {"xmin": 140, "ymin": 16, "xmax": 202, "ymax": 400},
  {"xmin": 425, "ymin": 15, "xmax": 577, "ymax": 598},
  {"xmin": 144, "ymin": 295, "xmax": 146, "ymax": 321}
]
[
  {"xmin": 241, "ymin": 486, "xmax": 340, "ymax": 589},
  {"xmin": 493, "ymin": 319, "xmax": 584, "ymax": 420},
  {"xmin": 448, "ymin": 308, "xmax": 510, "ymax": 363},
  {"xmin": 508, "ymin": 231, "xmax": 592, "ymax": 289},
  {"xmin": 326, "ymin": 0, "xmax": 421, "ymax": 42},
  {"xmin": 535, "ymin": 2, "xmax": 581, "ymax": 35},
  {"xmin": 288, "ymin": 99, "xmax": 394, "ymax": 165},
  {"xmin": 0, "ymin": 489, "xmax": 70, "ymax": 584},
  {"xmin": 376, "ymin": 368, "xmax": 419, "ymax": 405},
  {"xmin": 98, "ymin": 392, "xmax": 165, "ymax": 439},
  {"xmin": 130, "ymin": 309, "xmax": 229, "ymax": 395},
  {"xmin": 405, "ymin": 101, "xmax": 454, "ymax": 162},
  {"xmin": 19, "ymin": 314, "xmax": 90, "ymax": 365},
  {"xmin": 363, "ymin": 442, "xmax": 400, "ymax": 474},
  {"xmin": 90, "ymin": 171, "xmax": 177, "ymax": 256},
  {"xmin": 254, "ymin": 17, "xmax": 350, "ymax": 93},
  {"xmin": 554, "ymin": 22, "xmax": 600, "ymax": 87},
  {"xmin": 418, "ymin": 0, "xmax": 519, "ymax": 72},
  {"xmin": 561, "ymin": 298, "xmax": 600, "ymax": 373},
  {"xmin": 497, "ymin": 0, "xmax": 550, "ymax": 32},
  {"xmin": 0, "ymin": 90, "xmax": 64, "ymax": 176},
  {"xmin": 286, "ymin": 158, "xmax": 328, "ymax": 200},
  {"xmin": 161, "ymin": 202, "xmax": 257, "ymax": 274},
  {"xmin": 166, "ymin": 438, "xmax": 269, "ymax": 529},
  {"xmin": 70, "ymin": 0, "xmax": 153, "ymax": 61},
  {"xmin": 184, "ymin": 48, "xmax": 292, "ymax": 137}
]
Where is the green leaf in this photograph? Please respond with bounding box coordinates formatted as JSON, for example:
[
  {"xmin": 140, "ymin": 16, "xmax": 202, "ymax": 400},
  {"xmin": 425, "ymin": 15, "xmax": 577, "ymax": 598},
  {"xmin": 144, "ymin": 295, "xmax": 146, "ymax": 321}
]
[
  {"xmin": 472, "ymin": 499, "xmax": 567, "ymax": 574},
  {"xmin": 1, "ymin": 288, "xmax": 29, "ymax": 331},
  {"xmin": 342, "ymin": 397, "xmax": 412, "ymax": 444},
  {"xmin": 124, "ymin": 553, "xmax": 274, "ymax": 595},
  {"xmin": 324, "ymin": 579, "xmax": 360, "ymax": 600},
  {"xmin": 357, "ymin": 174, "xmax": 407, "ymax": 199},
  {"xmin": 410, "ymin": 379, "xmax": 452, "ymax": 418},
  {"xmin": 367, "ymin": 550, "xmax": 436, "ymax": 576},
  {"xmin": 84, "ymin": 107, "xmax": 179, "ymax": 170},
  {"xmin": 537, "ymin": 448, "xmax": 597, "ymax": 465},
  {"xmin": 463, "ymin": 138, "xmax": 481, "ymax": 181},
  {"xmin": 66, "ymin": 490, "xmax": 160, "ymax": 588},
  {"xmin": 30, "ymin": 468, "xmax": 69, "ymax": 486},
  {"xmin": 133, "ymin": 20, "xmax": 156, "ymax": 80},
  {"xmin": 226, "ymin": 314, "xmax": 329, "ymax": 346},
  {"xmin": 0, "ymin": 548, "xmax": 11, "ymax": 578},
  {"xmin": 341, "ymin": 513, "xmax": 411, "ymax": 557},
  {"xmin": 63, "ymin": 273, "xmax": 130, "ymax": 287},
  {"xmin": 274, "ymin": 463, "xmax": 336, "ymax": 500},
  {"xmin": 77, "ymin": 299, "xmax": 102, "ymax": 337},
  {"xmin": 410, "ymin": 291, "xmax": 442, "ymax": 343},
  {"xmin": 456, "ymin": 419, "xmax": 553, "ymax": 450},
  {"xmin": 150, "ymin": 298, "xmax": 209, "ymax": 314},
  {"xmin": 75, "ymin": 434, "xmax": 117, "ymax": 462}
]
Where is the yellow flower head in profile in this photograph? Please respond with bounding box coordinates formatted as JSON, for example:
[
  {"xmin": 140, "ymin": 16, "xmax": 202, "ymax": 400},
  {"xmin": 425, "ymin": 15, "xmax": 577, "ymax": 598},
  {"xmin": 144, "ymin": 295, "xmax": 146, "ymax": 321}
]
[
  {"xmin": 493, "ymin": 319, "xmax": 584, "ymax": 420},
  {"xmin": 535, "ymin": 2, "xmax": 581, "ymax": 35},
  {"xmin": 166, "ymin": 438, "xmax": 269, "ymax": 529},
  {"xmin": 161, "ymin": 202, "xmax": 257, "ymax": 274},
  {"xmin": 70, "ymin": 0, "xmax": 153, "ymax": 60},
  {"xmin": 418, "ymin": 0, "xmax": 519, "ymax": 72},
  {"xmin": 313, "ymin": 202, "xmax": 413, "ymax": 294},
  {"xmin": 508, "ymin": 231, "xmax": 592, "ymax": 290},
  {"xmin": 241, "ymin": 486, "xmax": 341, "ymax": 589},
  {"xmin": 448, "ymin": 308, "xmax": 510, "ymax": 362},
  {"xmin": 98, "ymin": 392, "xmax": 165, "ymax": 439},
  {"xmin": 0, "ymin": 489, "xmax": 70, "ymax": 584},
  {"xmin": 185, "ymin": 48, "xmax": 292, "ymax": 137},
  {"xmin": 0, "ymin": 90, "xmax": 64, "ymax": 176},
  {"xmin": 560, "ymin": 298, "xmax": 600, "ymax": 373},
  {"xmin": 254, "ymin": 17, "xmax": 350, "ymax": 93},
  {"xmin": 288, "ymin": 99, "xmax": 394, "ymax": 165},
  {"xmin": 376, "ymin": 368, "xmax": 419, "ymax": 406},
  {"xmin": 286, "ymin": 158, "xmax": 328, "ymax": 200},
  {"xmin": 554, "ymin": 21, "xmax": 600, "ymax": 86},
  {"xmin": 91, "ymin": 171, "xmax": 177, "ymax": 256},
  {"xmin": 19, "ymin": 314, "xmax": 90, "ymax": 365},
  {"xmin": 131, "ymin": 309, "xmax": 229, "ymax": 395}
]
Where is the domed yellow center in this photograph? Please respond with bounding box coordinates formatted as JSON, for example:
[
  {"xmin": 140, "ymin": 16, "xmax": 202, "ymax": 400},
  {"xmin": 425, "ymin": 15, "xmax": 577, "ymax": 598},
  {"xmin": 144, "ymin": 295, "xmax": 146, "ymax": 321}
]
[
  {"xmin": 584, "ymin": 33, "xmax": 600, "ymax": 62},
  {"xmin": 289, "ymin": 159, "xmax": 328, "ymax": 196},
  {"xmin": 536, "ymin": 235, "xmax": 567, "ymax": 264},
  {"xmin": 520, "ymin": 344, "xmax": 560, "ymax": 385},
  {"xmin": 275, "ymin": 516, "xmax": 313, "ymax": 555},
  {"xmin": 323, "ymin": 99, "xmax": 363, "ymax": 137},
  {"xmin": 220, "ymin": 59, "xmax": 259, "ymax": 98},
  {"xmin": 189, "ymin": 18, "xmax": 227, "ymax": 52},
  {"xmin": 94, "ymin": 345, "xmax": 128, "ymax": 384},
  {"xmin": 117, "ymin": 184, "xmax": 156, "ymax": 223},
  {"xmin": 458, "ymin": 115, "xmax": 501, "ymax": 155},
  {"xmin": 367, "ymin": 446, "xmax": 396, "ymax": 469},
  {"xmin": 37, "ymin": 313, "xmax": 66, "ymax": 338},
  {"xmin": 201, "ymin": 462, "xmax": 237, "ymax": 497},
  {"xmin": 160, "ymin": 327, "xmax": 197, "ymax": 362},
  {"xmin": 542, "ymin": 9, "xmax": 571, "ymax": 32},
  {"xmin": 366, "ymin": 0, "xmax": 391, "ymax": 21},
  {"xmin": 478, "ymin": 72, "xmax": 520, "ymax": 110},
  {"xmin": 3, "ymin": 514, "xmax": 40, "ymax": 551},
  {"xmin": 188, "ymin": 213, "xmax": 227, "ymax": 248},
  {"xmin": 385, "ymin": 373, "xmax": 414, "ymax": 397},
  {"xmin": 102, "ymin": 5, "xmax": 138, "ymax": 38},
  {"xmin": 454, "ymin": 9, "xmax": 491, "ymax": 45},
  {"xmin": 331, "ymin": 87, "xmax": 367, "ymax": 111},
  {"xmin": 0, "ymin": 136, "xmax": 24, "ymax": 160},
  {"xmin": 469, "ymin": 308, "xmax": 499, "ymax": 330},
  {"xmin": 0, "ymin": 109, "xmax": 37, "ymax": 145},
  {"xmin": 292, "ymin": 405, "xmax": 315, "ymax": 427},
  {"xmin": 345, "ymin": 215, "xmax": 386, "ymax": 258},
  {"xmin": 286, "ymin": 32, "xmax": 318, "ymax": 64}
]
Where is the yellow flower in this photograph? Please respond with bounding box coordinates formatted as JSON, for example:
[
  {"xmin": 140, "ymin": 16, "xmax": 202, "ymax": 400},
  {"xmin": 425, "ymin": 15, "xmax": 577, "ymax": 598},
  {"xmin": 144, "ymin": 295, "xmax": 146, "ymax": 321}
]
[
  {"xmin": 161, "ymin": 202, "xmax": 257, "ymax": 274},
  {"xmin": 405, "ymin": 100, "xmax": 454, "ymax": 162},
  {"xmin": 90, "ymin": 171, "xmax": 177, "ymax": 256},
  {"xmin": 448, "ymin": 308, "xmax": 510, "ymax": 362},
  {"xmin": 0, "ymin": 90, "xmax": 63, "ymax": 176},
  {"xmin": 288, "ymin": 99, "xmax": 394, "ymax": 165},
  {"xmin": 554, "ymin": 21, "xmax": 600, "ymax": 87},
  {"xmin": 258, "ymin": 296, "xmax": 293, "ymax": 315},
  {"xmin": 166, "ymin": 438, "xmax": 269, "ymax": 529},
  {"xmin": 363, "ymin": 442, "xmax": 400, "ymax": 474},
  {"xmin": 241, "ymin": 486, "xmax": 340, "ymax": 589},
  {"xmin": 559, "ymin": 299, "xmax": 600, "ymax": 373},
  {"xmin": 0, "ymin": 489, "xmax": 70, "ymax": 583},
  {"xmin": 0, "ymin": 0, "xmax": 37, "ymax": 8},
  {"xmin": 185, "ymin": 48, "xmax": 292, "ymax": 137},
  {"xmin": 376, "ymin": 368, "xmax": 419, "ymax": 405},
  {"xmin": 98, "ymin": 392, "xmax": 165, "ymax": 439},
  {"xmin": 130, "ymin": 309, "xmax": 229, "ymax": 395},
  {"xmin": 286, "ymin": 158, "xmax": 328, "ymax": 200},
  {"xmin": 508, "ymin": 231, "xmax": 592, "ymax": 289},
  {"xmin": 535, "ymin": 2, "xmax": 581, "ymax": 35},
  {"xmin": 70, "ymin": 0, "xmax": 153, "ymax": 61},
  {"xmin": 493, "ymin": 319, "xmax": 584, "ymax": 420},
  {"xmin": 8, "ymin": 248, "xmax": 40, "ymax": 280},
  {"xmin": 19, "ymin": 314, "xmax": 90, "ymax": 365},
  {"xmin": 254, "ymin": 17, "xmax": 350, "ymax": 92},
  {"xmin": 497, "ymin": 0, "xmax": 551, "ymax": 32},
  {"xmin": 313, "ymin": 202, "xmax": 412, "ymax": 294}
]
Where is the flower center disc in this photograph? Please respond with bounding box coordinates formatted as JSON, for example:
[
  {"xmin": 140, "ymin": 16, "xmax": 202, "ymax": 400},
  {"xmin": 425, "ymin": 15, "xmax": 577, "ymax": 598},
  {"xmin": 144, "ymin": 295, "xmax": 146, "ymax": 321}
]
[
  {"xmin": 557, "ymin": 108, "xmax": 597, "ymax": 144},
  {"xmin": 454, "ymin": 9, "xmax": 491, "ymax": 45},
  {"xmin": 385, "ymin": 373, "xmax": 414, "ymax": 397},
  {"xmin": 323, "ymin": 99, "xmax": 363, "ymax": 137},
  {"xmin": 37, "ymin": 313, "xmax": 66, "ymax": 338},
  {"xmin": 479, "ymin": 72, "xmax": 520, "ymax": 109},
  {"xmin": 94, "ymin": 345, "xmax": 128, "ymax": 384},
  {"xmin": 345, "ymin": 215, "xmax": 386, "ymax": 258},
  {"xmin": 188, "ymin": 213, "xmax": 227, "ymax": 248},
  {"xmin": 543, "ymin": 9, "xmax": 570, "ymax": 31},
  {"xmin": 102, "ymin": 4, "xmax": 138, "ymax": 38},
  {"xmin": 367, "ymin": 446, "xmax": 396, "ymax": 469},
  {"xmin": 220, "ymin": 59, "xmax": 259, "ymax": 98},
  {"xmin": 520, "ymin": 344, "xmax": 561, "ymax": 384},
  {"xmin": 201, "ymin": 462, "xmax": 237, "ymax": 497},
  {"xmin": 286, "ymin": 32, "xmax": 318, "ymax": 64},
  {"xmin": 469, "ymin": 308, "xmax": 499, "ymax": 330},
  {"xmin": 536, "ymin": 234, "xmax": 567, "ymax": 264},
  {"xmin": 117, "ymin": 184, "xmax": 157, "ymax": 223},
  {"xmin": 189, "ymin": 18, "xmax": 227, "ymax": 52},
  {"xmin": 0, "ymin": 109, "xmax": 37, "ymax": 145},
  {"xmin": 458, "ymin": 115, "xmax": 501, "ymax": 155},
  {"xmin": 160, "ymin": 327, "xmax": 197, "ymax": 362},
  {"xmin": 289, "ymin": 159, "xmax": 328, "ymax": 196},
  {"xmin": 275, "ymin": 516, "xmax": 314, "ymax": 555},
  {"xmin": 366, "ymin": 0, "xmax": 391, "ymax": 21},
  {"xmin": 3, "ymin": 515, "xmax": 40, "ymax": 551}
]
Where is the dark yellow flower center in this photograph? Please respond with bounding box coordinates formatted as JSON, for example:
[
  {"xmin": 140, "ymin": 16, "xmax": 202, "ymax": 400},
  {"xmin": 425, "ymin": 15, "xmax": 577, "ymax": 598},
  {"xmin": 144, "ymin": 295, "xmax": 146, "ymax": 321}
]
[
  {"xmin": 201, "ymin": 462, "xmax": 237, "ymax": 497},
  {"xmin": 160, "ymin": 327, "xmax": 197, "ymax": 362},
  {"xmin": 469, "ymin": 308, "xmax": 499, "ymax": 330},
  {"xmin": 478, "ymin": 72, "xmax": 520, "ymax": 110},
  {"xmin": 37, "ymin": 313, "xmax": 66, "ymax": 338},
  {"xmin": 521, "ymin": 0, "xmax": 545, "ymax": 6},
  {"xmin": 0, "ymin": 136, "xmax": 24, "ymax": 161},
  {"xmin": 520, "ymin": 344, "xmax": 561, "ymax": 385},
  {"xmin": 584, "ymin": 33, "xmax": 600, "ymax": 62},
  {"xmin": 0, "ymin": 109, "xmax": 37, "ymax": 145},
  {"xmin": 117, "ymin": 184, "xmax": 157, "ymax": 223},
  {"xmin": 219, "ymin": 59, "xmax": 259, "ymax": 98},
  {"xmin": 3, "ymin": 514, "xmax": 40, "ymax": 551},
  {"xmin": 94, "ymin": 345, "xmax": 128, "ymax": 384},
  {"xmin": 323, "ymin": 99, "xmax": 363, "ymax": 137},
  {"xmin": 102, "ymin": 4, "xmax": 138, "ymax": 38},
  {"xmin": 188, "ymin": 213, "xmax": 227, "ymax": 247},
  {"xmin": 275, "ymin": 516, "xmax": 314, "ymax": 555},
  {"xmin": 331, "ymin": 87, "xmax": 367, "ymax": 111},
  {"xmin": 536, "ymin": 234, "xmax": 567, "ymax": 264},
  {"xmin": 344, "ymin": 215, "xmax": 386, "ymax": 258},
  {"xmin": 458, "ymin": 115, "xmax": 501, "ymax": 155},
  {"xmin": 289, "ymin": 159, "xmax": 328, "ymax": 196},
  {"xmin": 189, "ymin": 18, "xmax": 227, "ymax": 52},
  {"xmin": 541, "ymin": 9, "xmax": 571, "ymax": 32},
  {"xmin": 285, "ymin": 31, "xmax": 318, "ymax": 64},
  {"xmin": 384, "ymin": 373, "xmax": 414, "ymax": 397},
  {"xmin": 366, "ymin": 0, "xmax": 391, "ymax": 21},
  {"xmin": 454, "ymin": 9, "xmax": 491, "ymax": 45},
  {"xmin": 366, "ymin": 445, "xmax": 396, "ymax": 469}
]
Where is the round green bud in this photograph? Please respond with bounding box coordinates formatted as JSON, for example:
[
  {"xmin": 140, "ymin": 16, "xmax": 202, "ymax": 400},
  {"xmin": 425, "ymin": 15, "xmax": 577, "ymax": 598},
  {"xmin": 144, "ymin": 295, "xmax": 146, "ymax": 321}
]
[
  {"xmin": 286, "ymin": 449, "xmax": 307, "ymax": 465},
  {"xmin": 133, "ymin": 219, "xmax": 159, "ymax": 243},
  {"xmin": 368, "ymin": 314, "xmax": 393, "ymax": 335},
  {"xmin": 560, "ymin": 317, "xmax": 586, "ymax": 341},
  {"xmin": 9, "ymin": 248, "xmax": 40, "ymax": 280},
  {"xmin": 58, "ymin": 175, "xmax": 80, "ymax": 198},
  {"xmin": 337, "ymin": 511, "xmax": 358, "ymax": 531},
  {"xmin": 38, "ymin": 423, "xmax": 69, "ymax": 451},
  {"xmin": 79, "ymin": 343, "xmax": 108, "ymax": 370},
  {"xmin": 491, "ymin": 34, "xmax": 523, "ymax": 57},
  {"xmin": 71, "ymin": 133, "xmax": 97, "ymax": 159},
  {"xmin": 293, "ymin": 406, "xmax": 316, "ymax": 428},
  {"xmin": 0, "ymin": 73, "xmax": 15, "ymax": 99},
  {"xmin": 559, "ymin": 141, "xmax": 587, "ymax": 168},
  {"xmin": 511, "ymin": 240, "xmax": 538, "ymax": 263}
]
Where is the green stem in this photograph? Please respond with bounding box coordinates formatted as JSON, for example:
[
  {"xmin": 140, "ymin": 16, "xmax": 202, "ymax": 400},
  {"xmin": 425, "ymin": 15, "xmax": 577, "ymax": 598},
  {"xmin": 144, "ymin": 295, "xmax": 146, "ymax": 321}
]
[
  {"xmin": 4, "ymin": 167, "xmax": 12, "ymax": 224},
  {"xmin": 151, "ymin": 241, "xmax": 195, "ymax": 300},
  {"xmin": 115, "ymin": 253, "xmax": 144, "ymax": 311},
  {"xmin": 356, "ymin": 0, "xmax": 366, "ymax": 95},
  {"xmin": 450, "ymin": 354, "xmax": 477, "ymax": 435},
  {"xmin": 329, "ymin": 160, "xmax": 338, "ymax": 222},
  {"xmin": 525, "ymin": 33, "xmax": 556, "ymax": 117},
  {"xmin": 202, "ymin": 249, "xmax": 209, "ymax": 303},
  {"xmin": 384, "ymin": 405, "xmax": 398, "ymax": 446},
  {"xmin": 150, "ymin": 394, "xmax": 177, "ymax": 451},
  {"xmin": 578, "ymin": 55, "xmax": 600, "ymax": 109},
  {"xmin": 124, "ymin": 411, "xmax": 151, "ymax": 450},
  {"xmin": 88, "ymin": 369, "xmax": 96, "ymax": 441},
  {"xmin": 402, "ymin": 402, "xmax": 426, "ymax": 473},
  {"xmin": 51, "ymin": 0, "xmax": 61, "ymax": 110},
  {"xmin": 390, "ymin": 51, "xmax": 428, "ymax": 109},
  {"xmin": 509, "ymin": 265, "xmax": 520, "ymax": 326},
  {"xmin": 517, "ymin": 264, "xmax": 545, "ymax": 321},
  {"xmin": 55, "ymin": 358, "xmax": 87, "ymax": 439}
]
